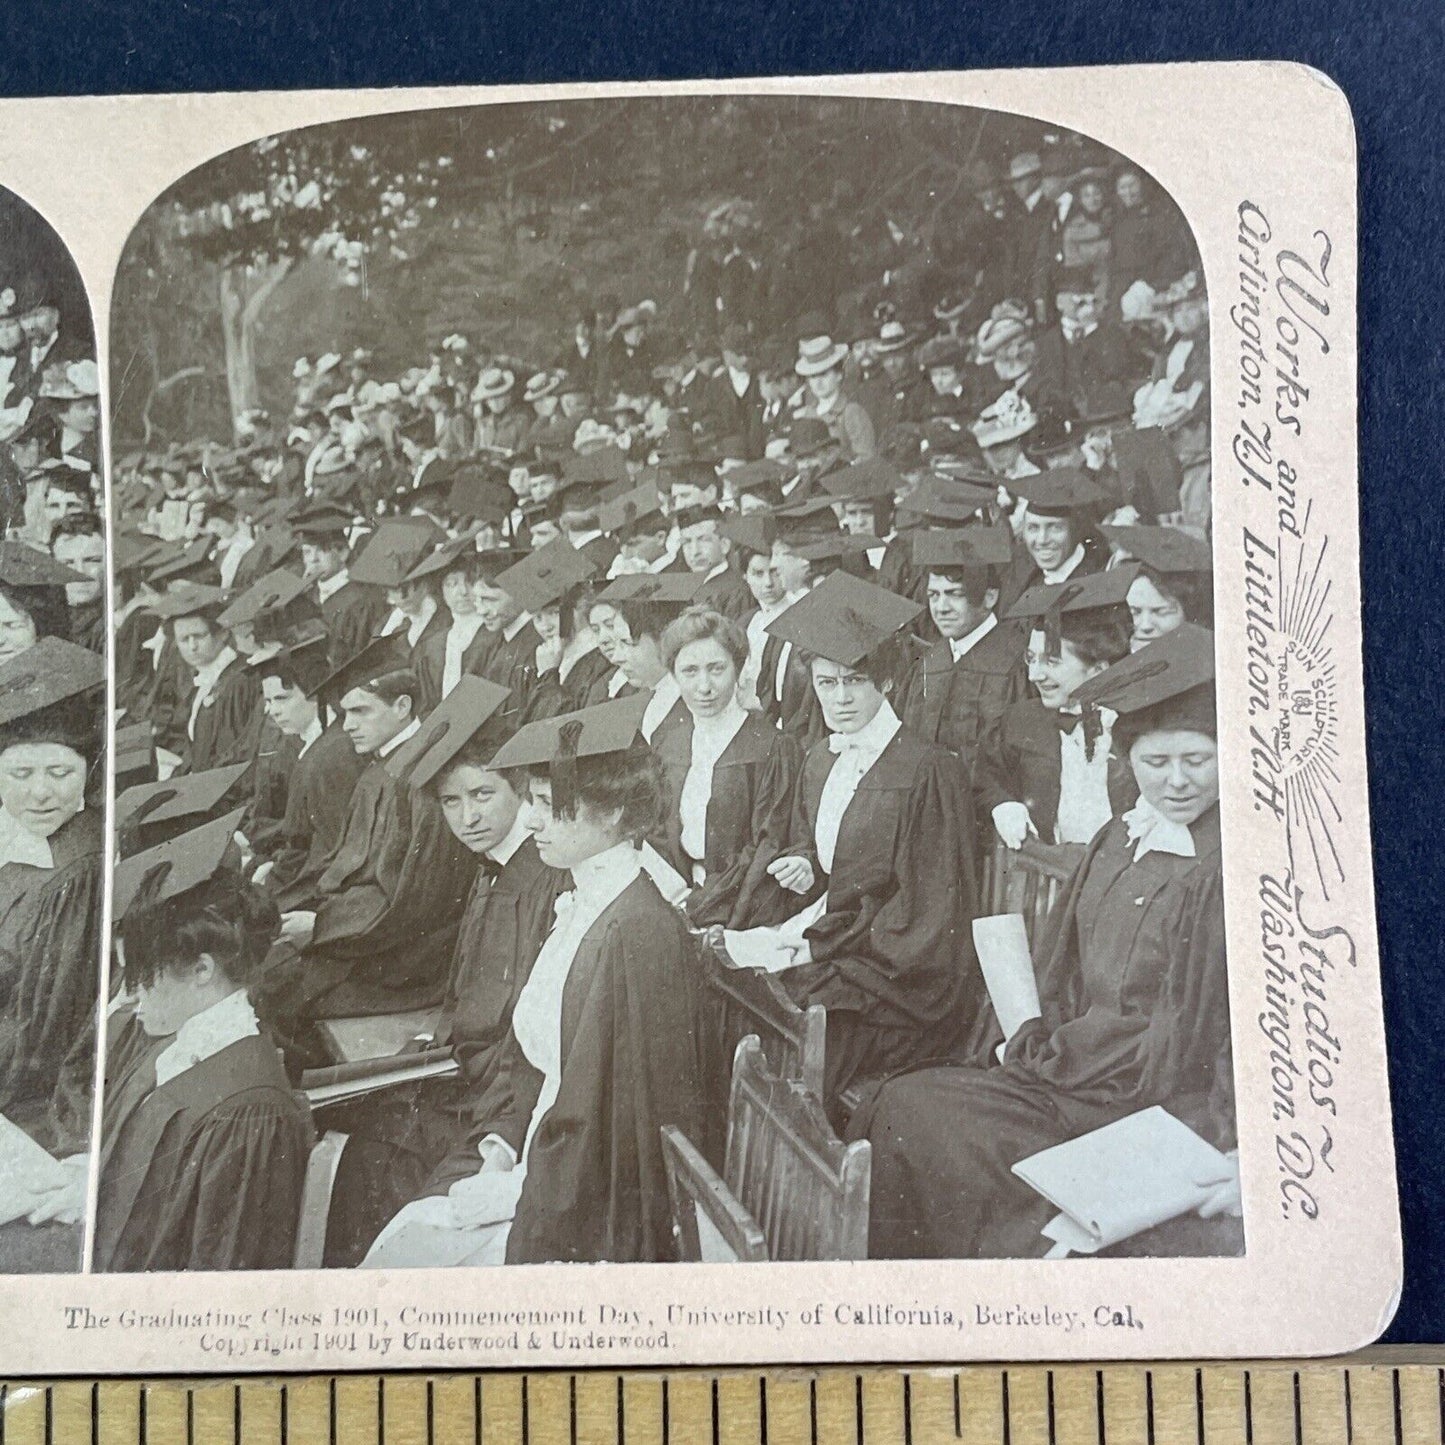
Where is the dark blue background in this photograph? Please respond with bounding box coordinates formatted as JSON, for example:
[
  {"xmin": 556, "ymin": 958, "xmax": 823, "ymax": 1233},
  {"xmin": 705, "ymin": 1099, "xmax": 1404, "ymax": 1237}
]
[{"xmin": 2, "ymin": 0, "xmax": 1440, "ymax": 1344}]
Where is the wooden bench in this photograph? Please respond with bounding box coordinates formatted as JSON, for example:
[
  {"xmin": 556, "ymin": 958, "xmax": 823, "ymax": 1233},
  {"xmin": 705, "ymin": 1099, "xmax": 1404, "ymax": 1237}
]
[{"xmin": 980, "ymin": 838, "xmax": 1085, "ymax": 950}]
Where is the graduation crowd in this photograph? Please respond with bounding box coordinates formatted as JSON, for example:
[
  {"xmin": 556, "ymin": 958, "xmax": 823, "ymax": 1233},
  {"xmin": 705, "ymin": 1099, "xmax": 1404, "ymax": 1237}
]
[
  {"xmin": 0, "ymin": 283, "xmax": 109, "ymax": 1272},
  {"xmin": 17, "ymin": 140, "xmax": 1234, "ymax": 1271}
]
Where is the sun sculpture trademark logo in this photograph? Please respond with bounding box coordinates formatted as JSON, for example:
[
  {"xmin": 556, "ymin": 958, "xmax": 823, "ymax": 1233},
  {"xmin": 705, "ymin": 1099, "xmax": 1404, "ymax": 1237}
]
[{"xmin": 1252, "ymin": 536, "xmax": 1343, "ymax": 900}]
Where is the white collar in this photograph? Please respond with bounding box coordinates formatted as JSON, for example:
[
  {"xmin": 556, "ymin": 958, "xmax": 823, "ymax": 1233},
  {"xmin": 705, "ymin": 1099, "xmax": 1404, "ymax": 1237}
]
[
  {"xmin": 640, "ymin": 672, "xmax": 682, "ymax": 740},
  {"xmin": 1122, "ymin": 796, "xmax": 1199, "ymax": 861},
  {"xmin": 948, "ymin": 612, "xmax": 998, "ymax": 661},
  {"xmin": 566, "ymin": 527, "xmax": 602, "ymax": 548},
  {"xmin": 377, "ymin": 716, "xmax": 421, "ymax": 759},
  {"xmin": 296, "ymin": 713, "xmax": 324, "ymax": 757},
  {"xmin": 0, "ymin": 806, "xmax": 57, "ymax": 869},
  {"xmin": 192, "ymin": 644, "xmax": 238, "ymax": 695},
  {"xmin": 1041, "ymin": 543, "xmax": 1086, "ymax": 585},
  {"xmin": 487, "ymin": 810, "xmax": 532, "ymax": 867},
  {"xmin": 813, "ymin": 391, "xmax": 843, "ymax": 419},
  {"xmin": 569, "ymin": 840, "xmax": 644, "ymax": 911},
  {"xmin": 607, "ymin": 667, "xmax": 629, "ymax": 697},
  {"xmin": 827, "ymin": 697, "xmax": 902, "ymax": 759},
  {"xmin": 153, "ymin": 989, "xmax": 260, "ymax": 1088},
  {"xmin": 447, "ymin": 611, "xmax": 485, "ymax": 646},
  {"xmin": 316, "ymin": 567, "xmax": 350, "ymax": 603},
  {"xmin": 692, "ymin": 697, "xmax": 749, "ymax": 741},
  {"xmin": 503, "ymin": 610, "xmax": 532, "ymax": 643},
  {"xmin": 405, "ymin": 594, "xmax": 439, "ymax": 646},
  {"xmin": 646, "ymin": 541, "xmax": 680, "ymax": 572},
  {"xmin": 703, "ymin": 559, "xmax": 730, "ymax": 584},
  {"xmin": 728, "ymin": 365, "xmax": 751, "ymax": 396}
]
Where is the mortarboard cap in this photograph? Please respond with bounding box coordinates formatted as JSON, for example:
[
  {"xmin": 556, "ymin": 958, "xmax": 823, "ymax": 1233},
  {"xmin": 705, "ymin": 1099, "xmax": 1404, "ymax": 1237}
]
[
  {"xmin": 819, "ymin": 457, "xmax": 904, "ymax": 503},
  {"xmin": 472, "ymin": 546, "xmax": 531, "ymax": 583},
  {"xmin": 145, "ymin": 537, "xmax": 218, "ymax": 589},
  {"xmin": 729, "ymin": 459, "xmax": 788, "ymax": 496},
  {"xmin": 112, "ymin": 809, "xmax": 247, "ymax": 922},
  {"xmin": 719, "ymin": 514, "xmax": 778, "ymax": 556},
  {"xmin": 897, "ymin": 478, "xmax": 996, "ymax": 526},
  {"xmin": 246, "ymin": 626, "xmax": 332, "ymax": 687},
  {"xmin": 1102, "ymin": 524, "xmax": 1212, "ymax": 576},
  {"xmin": 775, "ymin": 492, "xmax": 840, "ymax": 523},
  {"xmin": 447, "ymin": 465, "xmax": 513, "ymax": 524},
  {"xmin": 114, "ymin": 531, "xmax": 166, "ymax": 576},
  {"xmin": 487, "ymin": 694, "xmax": 651, "ymax": 817},
  {"xmin": 764, "ymin": 571, "xmax": 921, "ymax": 666},
  {"xmin": 217, "ymin": 568, "xmax": 313, "ymax": 629},
  {"xmin": 0, "ymin": 542, "xmax": 84, "ymax": 590},
  {"xmin": 1006, "ymin": 565, "xmax": 1137, "ymax": 653},
  {"xmin": 912, "ymin": 522, "xmax": 1015, "ymax": 572},
  {"xmin": 787, "ymin": 418, "xmax": 836, "ymax": 458},
  {"xmin": 1071, "ymin": 621, "xmax": 1216, "ymax": 719},
  {"xmin": 148, "ymin": 581, "xmax": 229, "ymax": 621},
  {"xmin": 314, "ymin": 632, "xmax": 412, "ymax": 708},
  {"xmin": 404, "ymin": 530, "xmax": 485, "ymax": 585},
  {"xmin": 349, "ymin": 519, "xmax": 445, "ymax": 588},
  {"xmin": 1009, "ymin": 466, "xmax": 1113, "ymax": 517},
  {"xmin": 116, "ymin": 762, "xmax": 252, "ymax": 834},
  {"xmin": 563, "ymin": 448, "xmax": 630, "ymax": 490},
  {"xmin": 595, "ymin": 482, "xmax": 665, "ymax": 539},
  {"xmin": 386, "ymin": 675, "xmax": 514, "ymax": 788},
  {"xmin": 598, "ymin": 572, "xmax": 708, "ymax": 610},
  {"xmin": 494, "ymin": 537, "xmax": 597, "ymax": 614},
  {"xmin": 790, "ymin": 531, "xmax": 878, "ymax": 566},
  {"xmin": 290, "ymin": 501, "xmax": 356, "ymax": 538},
  {"xmin": 0, "ymin": 637, "xmax": 105, "ymax": 737}
]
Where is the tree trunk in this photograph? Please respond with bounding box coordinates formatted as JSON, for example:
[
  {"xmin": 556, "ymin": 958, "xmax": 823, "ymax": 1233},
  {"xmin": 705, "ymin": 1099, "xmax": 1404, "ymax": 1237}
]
[{"xmin": 219, "ymin": 257, "xmax": 293, "ymax": 435}]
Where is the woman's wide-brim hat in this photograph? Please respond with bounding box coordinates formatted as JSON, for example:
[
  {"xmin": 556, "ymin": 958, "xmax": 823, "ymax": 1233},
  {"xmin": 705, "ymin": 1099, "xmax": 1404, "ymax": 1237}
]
[
  {"xmin": 795, "ymin": 335, "xmax": 849, "ymax": 377},
  {"xmin": 473, "ymin": 366, "xmax": 516, "ymax": 402},
  {"xmin": 38, "ymin": 360, "xmax": 100, "ymax": 402},
  {"xmin": 523, "ymin": 370, "xmax": 561, "ymax": 403}
]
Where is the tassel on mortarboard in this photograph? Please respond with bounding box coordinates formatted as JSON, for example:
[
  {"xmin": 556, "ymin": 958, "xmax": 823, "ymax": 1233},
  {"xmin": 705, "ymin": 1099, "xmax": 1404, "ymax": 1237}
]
[
  {"xmin": 1043, "ymin": 583, "xmax": 1083, "ymax": 657},
  {"xmin": 1081, "ymin": 655, "xmax": 1169, "ymax": 761},
  {"xmin": 552, "ymin": 718, "xmax": 585, "ymax": 819}
]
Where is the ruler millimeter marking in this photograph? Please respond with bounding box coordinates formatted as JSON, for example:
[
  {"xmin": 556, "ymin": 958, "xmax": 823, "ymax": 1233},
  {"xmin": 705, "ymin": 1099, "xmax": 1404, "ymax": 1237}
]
[{"xmin": 1, "ymin": 1357, "xmax": 1442, "ymax": 1444}]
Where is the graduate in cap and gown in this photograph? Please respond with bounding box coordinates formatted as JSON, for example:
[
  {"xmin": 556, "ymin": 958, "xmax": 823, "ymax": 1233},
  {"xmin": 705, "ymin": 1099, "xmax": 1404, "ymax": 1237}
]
[
  {"xmin": 732, "ymin": 573, "xmax": 983, "ymax": 1113},
  {"xmin": 852, "ymin": 625, "xmax": 1235, "ymax": 1258},
  {"xmin": 1102, "ymin": 524, "xmax": 1214, "ymax": 651},
  {"xmin": 0, "ymin": 641, "xmax": 106, "ymax": 1172},
  {"xmin": 88, "ymin": 815, "xmax": 313, "ymax": 1272},
  {"xmin": 249, "ymin": 632, "xmax": 368, "ymax": 913},
  {"xmin": 319, "ymin": 679, "xmax": 570, "ymax": 1264},
  {"xmin": 896, "ymin": 524, "xmax": 1028, "ymax": 771},
  {"xmin": 674, "ymin": 504, "xmax": 754, "ymax": 620},
  {"xmin": 294, "ymin": 503, "xmax": 389, "ymax": 669},
  {"xmin": 356, "ymin": 518, "xmax": 450, "ymax": 717},
  {"xmin": 257, "ymin": 636, "xmax": 476, "ymax": 1062},
  {"xmin": 975, "ymin": 569, "xmax": 1137, "ymax": 850},
  {"xmin": 652, "ymin": 607, "xmax": 802, "ymax": 929},
  {"xmin": 150, "ymin": 583, "xmax": 261, "ymax": 776},
  {"xmin": 361, "ymin": 696, "xmax": 706, "ymax": 1268},
  {"xmin": 995, "ymin": 466, "xmax": 1113, "ymax": 616},
  {"xmin": 406, "ymin": 533, "xmax": 488, "ymax": 707}
]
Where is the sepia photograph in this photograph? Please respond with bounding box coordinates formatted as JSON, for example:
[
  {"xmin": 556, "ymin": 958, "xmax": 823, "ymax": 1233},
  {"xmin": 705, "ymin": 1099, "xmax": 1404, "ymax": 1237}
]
[
  {"xmin": 98, "ymin": 91, "xmax": 1236, "ymax": 1275},
  {"xmin": 0, "ymin": 183, "xmax": 107, "ymax": 1274}
]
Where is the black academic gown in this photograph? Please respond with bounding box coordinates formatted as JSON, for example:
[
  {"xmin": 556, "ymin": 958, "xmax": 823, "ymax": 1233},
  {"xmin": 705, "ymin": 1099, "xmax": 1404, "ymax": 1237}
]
[
  {"xmin": 654, "ymin": 712, "xmax": 803, "ymax": 929},
  {"xmin": 94, "ymin": 1015, "xmax": 313, "ymax": 1272},
  {"xmin": 973, "ymin": 697, "xmax": 1134, "ymax": 845},
  {"xmin": 694, "ymin": 563, "xmax": 755, "ymax": 621},
  {"xmin": 0, "ymin": 810, "xmax": 103, "ymax": 1155},
  {"xmin": 403, "ymin": 607, "xmax": 451, "ymax": 718},
  {"xmin": 559, "ymin": 647, "xmax": 614, "ymax": 708},
  {"xmin": 320, "ymin": 579, "xmax": 389, "ymax": 668},
  {"xmin": 281, "ymin": 754, "xmax": 476, "ymax": 1019},
  {"xmin": 775, "ymin": 725, "xmax": 983, "ymax": 1100},
  {"xmin": 758, "ymin": 633, "xmax": 825, "ymax": 749},
  {"xmin": 143, "ymin": 636, "xmax": 197, "ymax": 757},
  {"xmin": 322, "ymin": 836, "xmax": 568, "ymax": 1265},
  {"xmin": 266, "ymin": 723, "xmax": 369, "ymax": 913},
  {"xmin": 440, "ymin": 872, "xmax": 707, "ymax": 1265},
  {"xmin": 897, "ymin": 624, "xmax": 1030, "ymax": 771},
  {"xmin": 186, "ymin": 657, "xmax": 262, "ymax": 774},
  {"xmin": 243, "ymin": 719, "xmax": 300, "ymax": 858},
  {"xmin": 854, "ymin": 807, "xmax": 1231, "ymax": 1259},
  {"xmin": 996, "ymin": 532, "xmax": 1110, "ymax": 618}
]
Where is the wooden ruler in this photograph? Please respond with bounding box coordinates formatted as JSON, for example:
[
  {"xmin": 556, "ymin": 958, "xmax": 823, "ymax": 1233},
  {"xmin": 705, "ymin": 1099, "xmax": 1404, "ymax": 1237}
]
[{"xmin": 1, "ymin": 1351, "xmax": 1440, "ymax": 1443}]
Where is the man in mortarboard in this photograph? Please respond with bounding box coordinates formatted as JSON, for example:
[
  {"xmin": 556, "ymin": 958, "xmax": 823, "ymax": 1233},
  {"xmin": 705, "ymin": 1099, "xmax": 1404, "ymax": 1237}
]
[
  {"xmin": 596, "ymin": 482, "xmax": 675, "ymax": 578},
  {"xmin": 997, "ymin": 465, "xmax": 1114, "ymax": 614},
  {"xmin": 974, "ymin": 568, "xmax": 1136, "ymax": 850},
  {"xmin": 294, "ymin": 503, "xmax": 390, "ymax": 669},
  {"xmin": 248, "ymin": 632, "xmax": 368, "ymax": 913},
  {"xmin": 151, "ymin": 584, "xmax": 261, "ymax": 776},
  {"xmin": 596, "ymin": 573, "xmax": 707, "ymax": 745},
  {"xmin": 674, "ymin": 504, "xmax": 752, "ymax": 620},
  {"xmin": 896, "ymin": 525, "xmax": 1029, "ymax": 775},
  {"xmin": 317, "ymin": 679, "xmax": 569, "ymax": 1265},
  {"xmin": 356, "ymin": 520, "xmax": 449, "ymax": 716},
  {"xmin": 256, "ymin": 635, "xmax": 476, "ymax": 1064}
]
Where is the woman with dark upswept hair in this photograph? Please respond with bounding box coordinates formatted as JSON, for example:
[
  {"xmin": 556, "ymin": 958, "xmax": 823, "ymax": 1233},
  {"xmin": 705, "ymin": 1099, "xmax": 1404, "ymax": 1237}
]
[
  {"xmin": 363, "ymin": 696, "xmax": 706, "ymax": 1269},
  {"xmin": 91, "ymin": 832, "xmax": 313, "ymax": 1273}
]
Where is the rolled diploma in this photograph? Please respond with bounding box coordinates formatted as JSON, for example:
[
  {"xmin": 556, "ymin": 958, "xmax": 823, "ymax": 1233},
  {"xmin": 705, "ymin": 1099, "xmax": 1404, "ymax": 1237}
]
[{"xmin": 972, "ymin": 913, "xmax": 1042, "ymax": 1042}]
